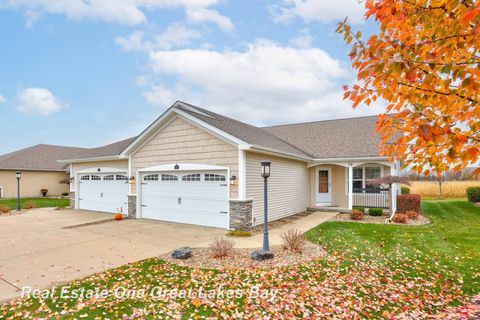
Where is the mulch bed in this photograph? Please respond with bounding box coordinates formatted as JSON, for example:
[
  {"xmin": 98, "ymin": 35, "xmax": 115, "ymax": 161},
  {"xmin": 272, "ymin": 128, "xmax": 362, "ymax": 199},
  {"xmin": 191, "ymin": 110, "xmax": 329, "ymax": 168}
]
[
  {"xmin": 331, "ymin": 212, "xmax": 430, "ymax": 225},
  {"xmin": 160, "ymin": 241, "xmax": 325, "ymax": 269}
]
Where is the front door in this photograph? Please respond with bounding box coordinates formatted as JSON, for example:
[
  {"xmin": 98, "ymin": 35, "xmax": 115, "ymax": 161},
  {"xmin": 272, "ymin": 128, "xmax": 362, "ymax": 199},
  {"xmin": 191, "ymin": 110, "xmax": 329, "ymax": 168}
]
[{"xmin": 316, "ymin": 167, "xmax": 332, "ymax": 205}]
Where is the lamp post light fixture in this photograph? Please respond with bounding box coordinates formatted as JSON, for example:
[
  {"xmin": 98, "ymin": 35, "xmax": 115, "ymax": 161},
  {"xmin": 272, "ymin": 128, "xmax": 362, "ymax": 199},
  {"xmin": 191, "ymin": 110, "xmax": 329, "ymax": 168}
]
[
  {"xmin": 251, "ymin": 160, "xmax": 274, "ymax": 261},
  {"xmin": 16, "ymin": 171, "xmax": 21, "ymax": 211}
]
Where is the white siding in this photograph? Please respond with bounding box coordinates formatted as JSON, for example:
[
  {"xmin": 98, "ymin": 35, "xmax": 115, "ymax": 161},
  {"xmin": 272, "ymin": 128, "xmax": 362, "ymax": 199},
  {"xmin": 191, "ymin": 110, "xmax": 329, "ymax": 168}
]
[{"xmin": 246, "ymin": 151, "xmax": 309, "ymax": 226}]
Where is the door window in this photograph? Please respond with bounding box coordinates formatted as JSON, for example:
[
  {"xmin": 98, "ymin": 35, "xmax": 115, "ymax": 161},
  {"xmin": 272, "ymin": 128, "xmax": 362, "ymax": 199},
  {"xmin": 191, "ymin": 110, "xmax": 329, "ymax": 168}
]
[{"xmin": 318, "ymin": 170, "xmax": 329, "ymax": 193}]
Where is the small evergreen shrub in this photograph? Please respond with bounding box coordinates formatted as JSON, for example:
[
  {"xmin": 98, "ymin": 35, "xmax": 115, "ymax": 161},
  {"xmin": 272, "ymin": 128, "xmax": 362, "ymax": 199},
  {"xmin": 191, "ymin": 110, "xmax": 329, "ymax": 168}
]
[
  {"xmin": 61, "ymin": 192, "xmax": 69, "ymax": 197},
  {"xmin": 352, "ymin": 207, "xmax": 365, "ymax": 213},
  {"xmin": 397, "ymin": 194, "xmax": 421, "ymax": 213},
  {"xmin": 401, "ymin": 186, "xmax": 411, "ymax": 195},
  {"xmin": 350, "ymin": 210, "xmax": 364, "ymax": 221},
  {"xmin": 228, "ymin": 230, "xmax": 253, "ymax": 237},
  {"xmin": 392, "ymin": 213, "xmax": 408, "ymax": 224},
  {"xmin": 368, "ymin": 208, "xmax": 383, "ymax": 216},
  {"xmin": 406, "ymin": 210, "xmax": 419, "ymax": 220},
  {"xmin": 466, "ymin": 187, "xmax": 480, "ymax": 203}
]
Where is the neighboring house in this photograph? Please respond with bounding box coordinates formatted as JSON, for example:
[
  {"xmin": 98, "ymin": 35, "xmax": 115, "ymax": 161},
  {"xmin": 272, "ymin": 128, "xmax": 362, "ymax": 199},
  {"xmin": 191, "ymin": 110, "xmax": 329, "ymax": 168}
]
[
  {"xmin": 0, "ymin": 145, "xmax": 87, "ymax": 198},
  {"xmin": 59, "ymin": 101, "xmax": 401, "ymax": 231}
]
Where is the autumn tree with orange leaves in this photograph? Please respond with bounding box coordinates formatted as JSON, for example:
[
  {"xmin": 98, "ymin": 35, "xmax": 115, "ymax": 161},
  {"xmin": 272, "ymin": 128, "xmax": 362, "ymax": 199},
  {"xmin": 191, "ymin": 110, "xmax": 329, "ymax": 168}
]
[{"xmin": 338, "ymin": 0, "xmax": 480, "ymax": 176}]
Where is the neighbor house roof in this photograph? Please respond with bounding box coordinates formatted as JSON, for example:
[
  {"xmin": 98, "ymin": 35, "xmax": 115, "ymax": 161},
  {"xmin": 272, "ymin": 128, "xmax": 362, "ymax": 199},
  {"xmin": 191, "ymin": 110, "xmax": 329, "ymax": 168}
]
[
  {"xmin": 0, "ymin": 137, "xmax": 137, "ymax": 170},
  {"xmin": 263, "ymin": 116, "xmax": 384, "ymax": 159}
]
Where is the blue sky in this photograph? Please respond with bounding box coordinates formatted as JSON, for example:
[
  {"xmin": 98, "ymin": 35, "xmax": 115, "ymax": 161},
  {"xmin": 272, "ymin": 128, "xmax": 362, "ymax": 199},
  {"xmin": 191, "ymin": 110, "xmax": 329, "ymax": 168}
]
[{"xmin": 0, "ymin": 0, "xmax": 382, "ymax": 154}]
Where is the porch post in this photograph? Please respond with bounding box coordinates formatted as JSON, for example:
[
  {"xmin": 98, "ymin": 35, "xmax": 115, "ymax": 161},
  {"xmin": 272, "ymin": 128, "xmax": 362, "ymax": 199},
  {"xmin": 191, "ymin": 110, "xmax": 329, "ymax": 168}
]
[{"xmin": 348, "ymin": 163, "xmax": 353, "ymax": 210}]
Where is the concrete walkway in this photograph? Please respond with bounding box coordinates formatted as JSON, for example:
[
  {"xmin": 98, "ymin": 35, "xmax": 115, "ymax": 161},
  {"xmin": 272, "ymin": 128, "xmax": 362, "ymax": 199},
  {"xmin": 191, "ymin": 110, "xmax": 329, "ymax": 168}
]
[
  {"xmin": 0, "ymin": 208, "xmax": 336, "ymax": 302},
  {"xmin": 234, "ymin": 211, "xmax": 338, "ymax": 248}
]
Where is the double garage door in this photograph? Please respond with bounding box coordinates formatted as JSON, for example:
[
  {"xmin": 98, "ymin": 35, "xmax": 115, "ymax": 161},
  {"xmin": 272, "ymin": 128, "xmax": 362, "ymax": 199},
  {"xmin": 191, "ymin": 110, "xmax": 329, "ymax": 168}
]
[
  {"xmin": 140, "ymin": 171, "xmax": 229, "ymax": 228},
  {"xmin": 78, "ymin": 173, "xmax": 129, "ymax": 213}
]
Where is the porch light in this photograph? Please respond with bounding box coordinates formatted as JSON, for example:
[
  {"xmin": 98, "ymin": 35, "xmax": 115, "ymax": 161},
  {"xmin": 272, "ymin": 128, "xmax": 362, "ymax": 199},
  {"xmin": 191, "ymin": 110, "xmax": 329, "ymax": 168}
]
[
  {"xmin": 16, "ymin": 171, "xmax": 21, "ymax": 211},
  {"xmin": 261, "ymin": 161, "xmax": 271, "ymax": 178},
  {"xmin": 230, "ymin": 175, "xmax": 237, "ymax": 185}
]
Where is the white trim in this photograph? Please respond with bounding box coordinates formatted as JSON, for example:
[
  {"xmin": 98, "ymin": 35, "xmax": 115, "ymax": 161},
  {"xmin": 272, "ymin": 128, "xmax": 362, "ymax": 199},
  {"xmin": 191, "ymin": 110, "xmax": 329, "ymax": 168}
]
[
  {"xmin": 307, "ymin": 159, "xmax": 390, "ymax": 168},
  {"xmin": 138, "ymin": 163, "xmax": 230, "ymax": 172},
  {"xmin": 315, "ymin": 166, "xmax": 332, "ymax": 206},
  {"xmin": 249, "ymin": 145, "xmax": 310, "ymax": 162},
  {"xmin": 77, "ymin": 167, "xmax": 128, "ymax": 174},
  {"xmin": 348, "ymin": 165, "xmax": 353, "ymax": 210},
  {"xmin": 128, "ymin": 155, "xmax": 132, "ymax": 194},
  {"xmin": 311, "ymin": 156, "xmax": 388, "ymax": 162},
  {"xmin": 344, "ymin": 164, "xmax": 384, "ymax": 195},
  {"xmin": 58, "ymin": 155, "xmax": 120, "ymax": 164},
  {"xmin": 238, "ymin": 149, "xmax": 246, "ymax": 201}
]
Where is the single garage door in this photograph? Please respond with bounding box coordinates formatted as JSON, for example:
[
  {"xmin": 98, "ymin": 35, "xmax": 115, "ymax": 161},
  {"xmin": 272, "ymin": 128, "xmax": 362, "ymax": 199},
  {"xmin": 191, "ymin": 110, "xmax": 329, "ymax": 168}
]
[
  {"xmin": 140, "ymin": 171, "xmax": 229, "ymax": 228},
  {"xmin": 78, "ymin": 173, "xmax": 129, "ymax": 213}
]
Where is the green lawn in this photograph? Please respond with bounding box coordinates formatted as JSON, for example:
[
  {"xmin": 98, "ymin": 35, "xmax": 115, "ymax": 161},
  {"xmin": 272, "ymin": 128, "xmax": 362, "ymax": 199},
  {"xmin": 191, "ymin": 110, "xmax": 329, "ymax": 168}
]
[
  {"xmin": 306, "ymin": 200, "xmax": 480, "ymax": 295},
  {"xmin": 0, "ymin": 197, "xmax": 70, "ymax": 210},
  {"xmin": 0, "ymin": 200, "xmax": 478, "ymax": 319}
]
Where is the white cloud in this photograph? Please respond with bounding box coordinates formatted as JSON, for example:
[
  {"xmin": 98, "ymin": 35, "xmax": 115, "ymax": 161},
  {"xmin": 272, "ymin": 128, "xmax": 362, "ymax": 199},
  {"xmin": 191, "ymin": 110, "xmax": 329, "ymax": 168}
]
[
  {"xmin": 273, "ymin": 0, "xmax": 366, "ymax": 25},
  {"xmin": 143, "ymin": 40, "xmax": 384, "ymax": 125},
  {"xmin": 289, "ymin": 28, "xmax": 313, "ymax": 48},
  {"xmin": 17, "ymin": 88, "xmax": 65, "ymax": 115},
  {"xmin": 185, "ymin": 7, "xmax": 234, "ymax": 32},
  {"xmin": 116, "ymin": 30, "xmax": 151, "ymax": 52},
  {"xmin": 0, "ymin": 94, "xmax": 6, "ymax": 104},
  {"xmin": 5, "ymin": 0, "xmax": 231, "ymax": 27}
]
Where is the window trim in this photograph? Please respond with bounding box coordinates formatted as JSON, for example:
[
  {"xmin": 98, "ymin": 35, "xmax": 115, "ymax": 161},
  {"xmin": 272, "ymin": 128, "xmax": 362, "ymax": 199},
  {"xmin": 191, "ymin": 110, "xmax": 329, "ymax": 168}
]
[
  {"xmin": 345, "ymin": 165, "xmax": 384, "ymax": 194},
  {"xmin": 181, "ymin": 173, "xmax": 201, "ymax": 182},
  {"xmin": 204, "ymin": 173, "xmax": 226, "ymax": 182},
  {"xmin": 161, "ymin": 174, "xmax": 178, "ymax": 182}
]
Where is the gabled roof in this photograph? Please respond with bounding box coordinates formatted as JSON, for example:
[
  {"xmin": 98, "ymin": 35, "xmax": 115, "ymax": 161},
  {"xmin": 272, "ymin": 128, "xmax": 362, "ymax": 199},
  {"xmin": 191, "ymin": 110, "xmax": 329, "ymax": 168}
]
[{"xmin": 263, "ymin": 116, "xmax": 384, "ymax": 159}]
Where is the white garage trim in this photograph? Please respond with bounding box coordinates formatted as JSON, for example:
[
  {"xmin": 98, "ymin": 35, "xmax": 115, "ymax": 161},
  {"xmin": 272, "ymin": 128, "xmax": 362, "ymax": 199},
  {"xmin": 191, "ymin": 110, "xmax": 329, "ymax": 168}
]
[{"xmin": 136, "ymin": 163, "xmax": 230, "ymax": 229}]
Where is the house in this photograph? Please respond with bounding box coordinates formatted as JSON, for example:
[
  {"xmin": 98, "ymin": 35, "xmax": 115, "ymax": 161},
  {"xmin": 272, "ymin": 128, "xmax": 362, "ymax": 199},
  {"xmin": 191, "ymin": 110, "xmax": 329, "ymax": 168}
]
[
  {"xmin": 0, "ymin": 140, "xmax": 135, "ymax": 199},
  {"xmin": 0, "ymin": 144, "xmax": 86, "ymax": 198},
  {"xmin": 59, "ymin": 101, "xmax": 400, "ymax": 231}
]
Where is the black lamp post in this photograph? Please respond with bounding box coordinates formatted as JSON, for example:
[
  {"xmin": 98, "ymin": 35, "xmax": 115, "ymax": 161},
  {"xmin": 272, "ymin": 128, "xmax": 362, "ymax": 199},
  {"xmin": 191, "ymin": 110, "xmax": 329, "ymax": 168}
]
[
  {"xmin": 16, "ymin": 171, "xmax": 21, "ymax": 211},
  {"xmin": 251, "ymin": 161, "xmax": 274, "ymax": 261}
]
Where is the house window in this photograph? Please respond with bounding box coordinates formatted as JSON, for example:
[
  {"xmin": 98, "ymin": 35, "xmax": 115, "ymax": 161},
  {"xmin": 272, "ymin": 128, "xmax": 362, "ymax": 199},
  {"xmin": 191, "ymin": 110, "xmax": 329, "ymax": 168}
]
[
  {"xmin": 116, "ymin": 174, "xmax": 128, "ymax": 181},
  {"xmin": 104, "ymin": 175, "xmax": 114, "ymax": 181},
  {"xmin": 205, "ymin": 174, "xmax": 226, "ymax": 182},
  {"xmin": 347, "ymin": 166, "xmax": 383, "ymax": 193},
  {"xmin": 80, "ymin": 175, "xmax": 90, "ymax": 181},
  {"xmin": 91, "ymin": 175, "xmax": 101, "ymax": 181},
  {"xmin": 144, "ymin": 174, "xmax": 159, "ymax": 181},
  {"xmin": 182, "ymin": 174, "xmax": 201, "ymax": 181},
  {"xmin": 161, "ymin": 174, "xmax": 178, "ymax": 181}
]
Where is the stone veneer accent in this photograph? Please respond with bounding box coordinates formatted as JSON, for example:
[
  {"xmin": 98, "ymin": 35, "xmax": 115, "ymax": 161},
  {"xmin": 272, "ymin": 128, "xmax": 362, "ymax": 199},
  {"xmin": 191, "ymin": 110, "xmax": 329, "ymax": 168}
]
[
  {"xmin": 127, "ymin": 195, "xmax": 137, "ymax": 219},
  {"xmin": 229, "ymin": 199, "xmax": 253, "ymax": 231},
  {"xmin": 69, "ymin": 191, "xmax": 75, "ymax": 209}
]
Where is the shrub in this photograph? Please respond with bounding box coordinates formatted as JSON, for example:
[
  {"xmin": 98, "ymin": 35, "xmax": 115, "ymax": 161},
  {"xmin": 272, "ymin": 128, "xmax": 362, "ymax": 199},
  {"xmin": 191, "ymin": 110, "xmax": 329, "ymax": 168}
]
[
  {"xmin": 368, "ymin": 208, "xmax": 383, "ymax": 216},
  {"xmin": 61, "ymin": 192, "xmax": 69, "ymax": 197},
  {"xmin": 350, "ymin": 209, "xmax": 364, "ymax": 221},
  {"xmin": 209, "ymin": 236, "xmax": 235, "ymax": 258},
  {"xmin": 228, "ymin": 230, "xmax": 252, "ymax": 237},
  {"xmin": 40, "ymin": 189, "xmax": 48, "ymax": 197},
  {"xmin": 392, "ymin": 213, "xmax": 408, "ymax": 224},
  {"xmin": 401, "ymin": 186, "xmax": 411, "ymax": 195},
  {"xmin": 25, "ymin": 201, "xmax": 39, "ymax": 209},
  {"xmin": 406, "ymin": 210, "xmax": 419, "ymax": 220},
  {"xmin": 0, "ymin": 205, "xmax": 10, "ymax": 214},
  {"xmin": 281, "ymin": 229, "xmax": 306, "ymax": 253},
  {"xmin": 466, "ymin": 187, "xmax": 480, "ymax": 203},
  {"xmin": 397, "ymin": 194, "xmax": 421, "ymax": 213},
  {"xmin": 352, "ymin": 207, "xmax": 365, "ymax": 213}
]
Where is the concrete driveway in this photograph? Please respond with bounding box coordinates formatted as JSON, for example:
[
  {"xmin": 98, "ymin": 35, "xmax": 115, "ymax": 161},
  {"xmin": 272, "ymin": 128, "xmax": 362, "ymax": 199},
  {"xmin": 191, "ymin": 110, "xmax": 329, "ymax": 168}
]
[{"xmin": 0, "ymin": 208, "xmax": 225, "ymax": 302}]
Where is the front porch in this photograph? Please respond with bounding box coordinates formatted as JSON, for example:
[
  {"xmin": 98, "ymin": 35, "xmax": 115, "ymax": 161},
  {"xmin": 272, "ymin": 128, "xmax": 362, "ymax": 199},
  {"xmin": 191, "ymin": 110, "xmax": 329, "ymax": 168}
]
[{"xmin": 309, "ymin": 159, "xmax": 400, "ymax": 213}]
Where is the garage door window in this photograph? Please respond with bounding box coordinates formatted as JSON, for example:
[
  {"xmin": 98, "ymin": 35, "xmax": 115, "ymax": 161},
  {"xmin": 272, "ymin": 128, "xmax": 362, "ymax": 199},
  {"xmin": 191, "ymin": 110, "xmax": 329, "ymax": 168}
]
[
  {"xmin": 80, "ymin": 175, "xmax": 90, "ymax": 181},
  {"xmin": 144, "ymin": 174, "xmax": 159, "ymax": 181},
  {"xmin": 205, "ymin": 174, "xmax": 226, "ymax": 182},
  {"xmin": 91, "ymin": 175, "xmax": 101, "ymax": 181},
  {"xmin": 104, "ymin": 175, "xmax": 114, "ymax": 181},
  {"xmin": 182, "ymin": 174, "xmax": 201, "ymax": 181},
  {"xmin": 161, "ymin": 174, "xmax": 177, "ymax": 181},
  {"xmin": 116, "ymin": 174, "xmax": 128, "ymax": 181}
]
